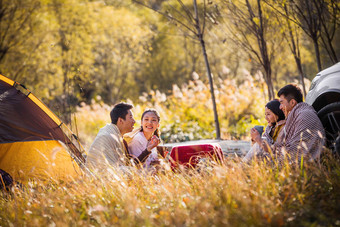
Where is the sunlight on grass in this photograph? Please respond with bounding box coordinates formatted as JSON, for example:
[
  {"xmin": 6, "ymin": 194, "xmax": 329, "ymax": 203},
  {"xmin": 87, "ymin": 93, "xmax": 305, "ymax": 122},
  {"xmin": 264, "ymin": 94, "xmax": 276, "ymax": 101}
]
[{"xmin": 1, "ymin": 152, "xmax": 339, "ymax": 226}]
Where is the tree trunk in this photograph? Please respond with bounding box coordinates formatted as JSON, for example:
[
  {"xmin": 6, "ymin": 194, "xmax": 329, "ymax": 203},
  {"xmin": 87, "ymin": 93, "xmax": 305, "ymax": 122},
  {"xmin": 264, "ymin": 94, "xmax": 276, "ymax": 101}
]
[
  {"xmin": 199, "ymin": 37, "xmax": 221, "ymax": 139},
  {"xmin": 264, "ymin": 68, "xmax": 274, "ymax": 100},
  {"xmin": 255, "ymin": 0, "xmax": 274, "ymax": 100},
  {"xmin": 320, "ymin": 34, "xmax": 338, "ymax": 64},
  {"xmin": 312, "ymin": 35, "xmax": 322, "ymax": 71},
  {"xmin": 284, "ymin": 4, "xmax": 307, "ymax": 97},
  {"xmin": 193, "ymin": 0, "xmax": 221, "ymax": 139},
  {"xmin": 317, "ymin": 0, "xmax": 338, "ymax": 64},
  {"xmin": 54, "ymin": 0, "xmax": 71, "ymax": 124},
  {"xmin": 62, "ymin": 68, "xmax": 71, "ymax": 124},
  {"xmin": 295, "ymin": 57, "xmax": 307, "ymax": 96}
]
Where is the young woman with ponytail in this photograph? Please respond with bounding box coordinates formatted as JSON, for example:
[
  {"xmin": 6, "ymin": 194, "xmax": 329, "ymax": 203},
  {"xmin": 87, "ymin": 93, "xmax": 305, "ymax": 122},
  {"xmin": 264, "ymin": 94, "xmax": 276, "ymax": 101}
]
[{"xmin": 124, "ymin": 109, "xmax": 161, "ymax": 170}]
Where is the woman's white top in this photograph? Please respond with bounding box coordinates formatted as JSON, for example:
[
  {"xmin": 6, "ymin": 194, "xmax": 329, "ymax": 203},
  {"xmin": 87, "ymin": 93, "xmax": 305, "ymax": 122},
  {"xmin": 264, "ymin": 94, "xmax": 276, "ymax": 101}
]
[{"xmin": 127, "ymin": 131, "xmax": 158, "ymax": 169}]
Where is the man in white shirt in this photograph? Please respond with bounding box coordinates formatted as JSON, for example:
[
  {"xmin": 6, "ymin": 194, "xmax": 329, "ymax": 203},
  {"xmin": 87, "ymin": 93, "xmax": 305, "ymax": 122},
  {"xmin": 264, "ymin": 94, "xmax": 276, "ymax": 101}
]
[
  {"xmin": 86, "ymin": 102, "xmax": 136, "ymax": 172},
  {"xmin": 86, "ymin": 102, "xmax": 159, "ymax": 173}
]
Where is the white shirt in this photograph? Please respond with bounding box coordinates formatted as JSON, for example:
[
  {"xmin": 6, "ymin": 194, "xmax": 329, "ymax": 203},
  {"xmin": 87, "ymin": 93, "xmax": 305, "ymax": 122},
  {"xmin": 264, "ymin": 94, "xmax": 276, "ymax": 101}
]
[
  {"xmin": 127, "ymin": 131, "xmax": 158, "ymax": 169},
  {"xmin": 86, "ymin": 124, "xmax": 129, "ymax": 173}
]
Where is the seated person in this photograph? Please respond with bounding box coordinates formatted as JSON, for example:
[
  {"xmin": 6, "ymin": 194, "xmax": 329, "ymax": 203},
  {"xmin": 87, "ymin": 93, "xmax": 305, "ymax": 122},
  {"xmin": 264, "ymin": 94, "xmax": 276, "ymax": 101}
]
[
  {"xmin": 86, "ymin": 103, "xmax": 158, "ymax": 174},
  {"xmin": 252, "ymin": 84, "xmax": 325, "ymax": 166},
  {"xmin": 243, "ymin": 99, "xmax": 285, "ymax": 163},
  {"xmin": 124, "ymin": 109, "xmax": 161, "ymax": 170}
]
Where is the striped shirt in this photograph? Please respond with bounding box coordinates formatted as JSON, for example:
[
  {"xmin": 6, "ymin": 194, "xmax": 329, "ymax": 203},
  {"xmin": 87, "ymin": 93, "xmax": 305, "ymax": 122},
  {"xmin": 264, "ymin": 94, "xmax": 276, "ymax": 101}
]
[{"xmin": 270, "ymin": 102, "xmax": 325, "ymax": 165}]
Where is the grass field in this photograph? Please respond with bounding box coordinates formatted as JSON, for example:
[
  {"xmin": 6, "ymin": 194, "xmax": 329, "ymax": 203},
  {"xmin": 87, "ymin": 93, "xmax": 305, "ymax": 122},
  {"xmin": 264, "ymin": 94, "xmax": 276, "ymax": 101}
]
[{"xmin": 1, "ymin": 152, "xmax": 339, "ymax": 226}]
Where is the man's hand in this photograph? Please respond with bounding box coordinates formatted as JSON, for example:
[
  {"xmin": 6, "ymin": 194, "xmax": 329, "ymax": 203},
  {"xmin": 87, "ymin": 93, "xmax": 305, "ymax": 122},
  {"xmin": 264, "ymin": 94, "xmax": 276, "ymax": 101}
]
[{"xmin": 147, "ymin": 135, "xmax": 160, "ymax": 151}]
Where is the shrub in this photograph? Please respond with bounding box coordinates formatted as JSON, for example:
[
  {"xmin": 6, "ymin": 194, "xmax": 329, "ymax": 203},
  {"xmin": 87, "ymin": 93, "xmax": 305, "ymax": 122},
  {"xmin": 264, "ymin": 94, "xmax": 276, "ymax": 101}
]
[{"xmin": 74, "ymin": 70, "xmax": 268, "ymax": 146}]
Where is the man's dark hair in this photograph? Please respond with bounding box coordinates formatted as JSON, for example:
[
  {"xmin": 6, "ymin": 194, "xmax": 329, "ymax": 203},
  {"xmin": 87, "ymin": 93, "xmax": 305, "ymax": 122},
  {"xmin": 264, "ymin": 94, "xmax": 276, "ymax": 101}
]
[
  {"xmin": 110, "ymin": 102, "xmax": 133, "ymax": 124},
  {"xmin": 277, "ymin": 84, "xmax": 303, "ymax": 103}
]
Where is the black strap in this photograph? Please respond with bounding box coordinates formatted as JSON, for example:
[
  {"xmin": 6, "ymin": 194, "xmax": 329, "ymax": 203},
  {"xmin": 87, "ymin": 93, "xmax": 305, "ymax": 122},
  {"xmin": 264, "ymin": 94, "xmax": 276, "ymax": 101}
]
[{"xmin": 123, "ymin": 139, "xmax": 151, "ymax": 166}]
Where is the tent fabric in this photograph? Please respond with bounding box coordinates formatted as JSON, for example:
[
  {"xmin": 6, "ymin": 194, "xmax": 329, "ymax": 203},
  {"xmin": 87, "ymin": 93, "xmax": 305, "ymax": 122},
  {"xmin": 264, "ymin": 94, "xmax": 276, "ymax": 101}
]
[
  {"xmin": 0, "ymin": 74, "xmax": 86, "ymax": 182},
  {"xmin": 0, "ymin": 140, "xmax": 82, "ymax": 183},
  {"xmin": 0, "ymin": 74, "xmax": 85, "ymax": 163}
]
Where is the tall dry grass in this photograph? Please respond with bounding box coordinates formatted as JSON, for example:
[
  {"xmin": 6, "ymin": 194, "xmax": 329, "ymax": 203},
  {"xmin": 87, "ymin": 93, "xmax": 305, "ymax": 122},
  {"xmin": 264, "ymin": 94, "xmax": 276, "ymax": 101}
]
[
  {"xmin": 1, "ymin": 152, "xmax": 339, "ymax": 226},
  {"xmin": 2, "ymin": 70, "xmax": 326, "ymax": 226}
]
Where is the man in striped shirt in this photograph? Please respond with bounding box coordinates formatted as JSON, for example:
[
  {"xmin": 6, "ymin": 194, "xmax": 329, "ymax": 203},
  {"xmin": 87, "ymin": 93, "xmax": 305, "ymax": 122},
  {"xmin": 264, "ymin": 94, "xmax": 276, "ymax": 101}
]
[{"xmin": 253, "ymin": 84, "xmax": 325, "ymax": 166}]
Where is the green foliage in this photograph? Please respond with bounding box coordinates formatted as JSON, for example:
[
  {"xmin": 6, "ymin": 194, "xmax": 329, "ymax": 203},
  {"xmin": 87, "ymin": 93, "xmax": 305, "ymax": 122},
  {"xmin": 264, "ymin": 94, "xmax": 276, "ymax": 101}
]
[
  {"xmin": 89, "ymin": 5, "xmax": 154, "ymax": 103},
  {"xmin": 75, "ymin": 72, "xmax": 266, "ymax": 149},
  {"xmin": 0, "ymin": 0, "xmax": 339, "ymax": 135},
  {"xmin": 231, "ymin": 114, "xmax": 264, "ymax": 139},
  {"xmin": 1, "ymin": 0, "xmax": 339, "ymax": 110}
]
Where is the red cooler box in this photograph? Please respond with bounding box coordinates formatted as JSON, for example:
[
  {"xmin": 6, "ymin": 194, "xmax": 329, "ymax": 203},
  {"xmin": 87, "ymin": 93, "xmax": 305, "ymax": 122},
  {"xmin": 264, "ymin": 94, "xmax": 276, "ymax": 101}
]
[{"xmin": 169, "ymin": 143, "xmax": 224, "ymax": 169}]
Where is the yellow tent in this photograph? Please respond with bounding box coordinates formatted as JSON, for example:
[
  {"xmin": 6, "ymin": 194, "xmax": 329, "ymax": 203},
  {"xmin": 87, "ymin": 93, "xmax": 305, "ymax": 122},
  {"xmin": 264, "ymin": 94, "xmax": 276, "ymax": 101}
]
[{"xmin": 0, "ymin": 74, "xmax": 85, "ymax": 183}]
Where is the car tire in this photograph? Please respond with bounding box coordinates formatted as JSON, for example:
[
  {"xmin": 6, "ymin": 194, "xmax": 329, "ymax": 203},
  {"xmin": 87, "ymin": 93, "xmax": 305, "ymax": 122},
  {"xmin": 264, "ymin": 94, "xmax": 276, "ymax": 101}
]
[{"xmin": 317, "ymin": 102, "xmax": 340, "ymax": 155}]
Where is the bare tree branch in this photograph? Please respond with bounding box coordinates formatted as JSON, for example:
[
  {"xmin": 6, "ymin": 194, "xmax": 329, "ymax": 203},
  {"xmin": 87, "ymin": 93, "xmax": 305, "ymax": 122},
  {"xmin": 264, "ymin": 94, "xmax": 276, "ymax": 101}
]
[{"xmin": 133, "ymin": 0, "xmax": 198, "ymax": 35}]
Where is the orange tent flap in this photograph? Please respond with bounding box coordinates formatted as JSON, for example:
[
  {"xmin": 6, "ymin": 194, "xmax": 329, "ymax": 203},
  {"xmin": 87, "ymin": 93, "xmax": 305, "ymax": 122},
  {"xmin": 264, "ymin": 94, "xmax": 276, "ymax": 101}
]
[{"xmin": 0, "ymin": 140, "xmax": 83, "ymax": 183}]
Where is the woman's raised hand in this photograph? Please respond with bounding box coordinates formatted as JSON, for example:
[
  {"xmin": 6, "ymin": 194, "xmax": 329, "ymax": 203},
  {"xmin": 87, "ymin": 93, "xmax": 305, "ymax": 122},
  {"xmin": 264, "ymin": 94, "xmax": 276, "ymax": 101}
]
[{"xmin": 147, "ymin": 135, "xmax": 160, "ymax": 151}]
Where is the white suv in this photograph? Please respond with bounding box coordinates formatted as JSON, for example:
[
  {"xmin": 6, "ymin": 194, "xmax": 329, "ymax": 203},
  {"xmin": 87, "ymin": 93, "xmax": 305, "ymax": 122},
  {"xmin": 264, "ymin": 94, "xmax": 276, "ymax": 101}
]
[{"xmin": 306, "ymin": 62, "xmax": 340, "ymax": 154}]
